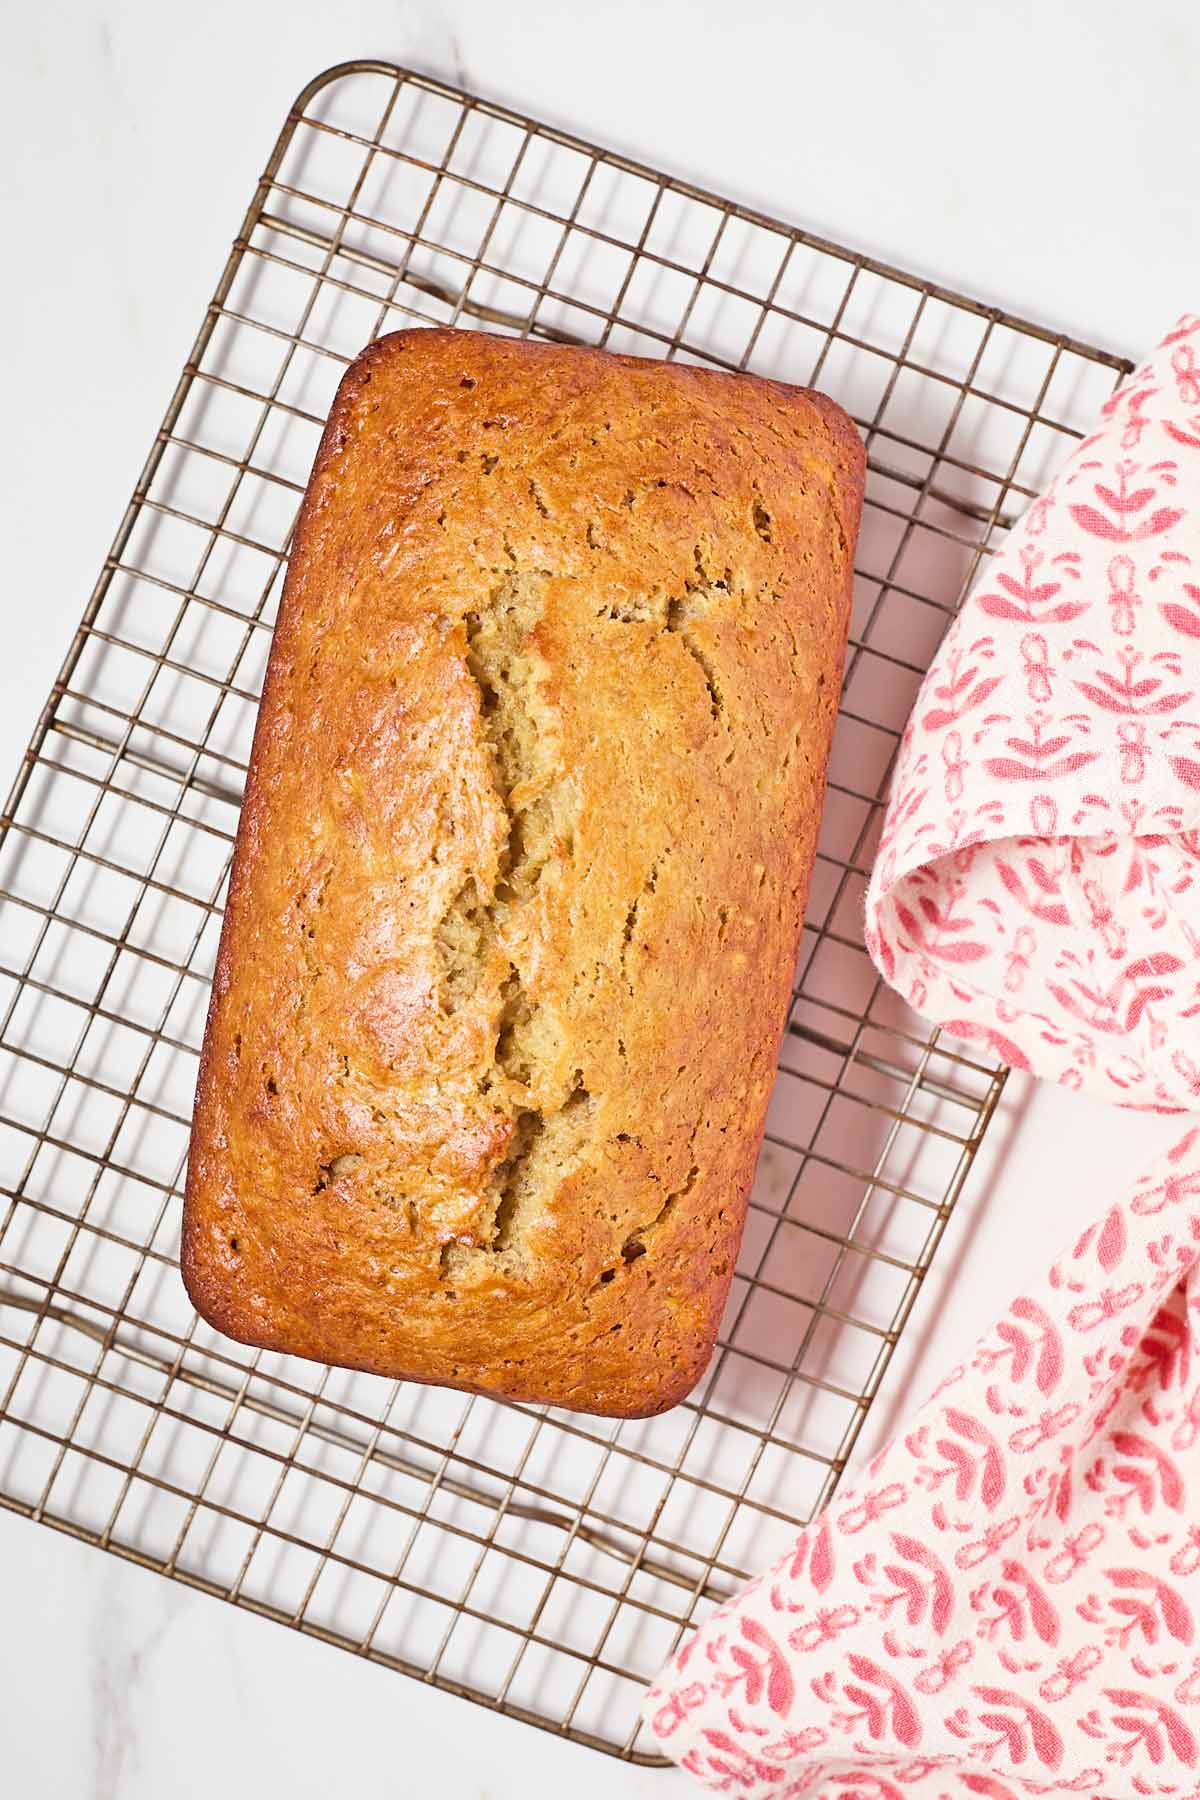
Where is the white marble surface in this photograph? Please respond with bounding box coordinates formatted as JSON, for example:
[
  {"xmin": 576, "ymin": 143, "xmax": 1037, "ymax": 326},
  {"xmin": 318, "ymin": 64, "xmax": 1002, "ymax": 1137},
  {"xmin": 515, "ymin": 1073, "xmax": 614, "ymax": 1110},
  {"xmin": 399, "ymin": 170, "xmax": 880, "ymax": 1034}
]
[{"xmin": 1, "ymin": 1, "xmax": 1198, "ymax": 1794}]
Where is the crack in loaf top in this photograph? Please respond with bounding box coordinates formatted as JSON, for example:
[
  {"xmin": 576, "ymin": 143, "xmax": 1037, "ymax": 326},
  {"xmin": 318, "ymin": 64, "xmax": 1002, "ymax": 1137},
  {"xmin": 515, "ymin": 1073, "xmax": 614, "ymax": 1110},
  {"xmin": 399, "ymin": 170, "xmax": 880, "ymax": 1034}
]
[{"xmin": 182, "ymin": 327, "xmax": 864, "ymax": 1418}]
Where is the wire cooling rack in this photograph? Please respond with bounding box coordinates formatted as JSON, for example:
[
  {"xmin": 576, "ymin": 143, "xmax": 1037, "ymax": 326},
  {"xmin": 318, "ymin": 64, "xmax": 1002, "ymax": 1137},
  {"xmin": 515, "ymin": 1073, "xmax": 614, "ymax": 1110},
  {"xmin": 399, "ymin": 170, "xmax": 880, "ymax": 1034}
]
[{"xmin": 0, "ymin": 59, "xmax": 1131, "ymax": 1764}]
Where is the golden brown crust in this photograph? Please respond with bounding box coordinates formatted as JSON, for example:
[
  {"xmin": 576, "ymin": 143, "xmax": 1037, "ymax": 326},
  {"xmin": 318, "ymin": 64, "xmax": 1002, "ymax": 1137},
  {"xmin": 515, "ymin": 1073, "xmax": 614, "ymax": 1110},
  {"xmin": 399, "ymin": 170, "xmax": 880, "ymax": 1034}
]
[{"xmin": 182, "ymin": 328, "xmax": 863, "ymax": 1417}]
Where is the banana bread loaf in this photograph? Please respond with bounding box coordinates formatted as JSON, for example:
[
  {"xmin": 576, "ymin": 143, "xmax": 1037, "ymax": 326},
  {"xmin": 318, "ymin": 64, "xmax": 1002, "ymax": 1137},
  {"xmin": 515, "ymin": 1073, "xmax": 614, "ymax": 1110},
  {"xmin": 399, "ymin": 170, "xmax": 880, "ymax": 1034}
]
[{"xmin": 182, "ymin": 327, "xmax": 863, "ymax": 1417}]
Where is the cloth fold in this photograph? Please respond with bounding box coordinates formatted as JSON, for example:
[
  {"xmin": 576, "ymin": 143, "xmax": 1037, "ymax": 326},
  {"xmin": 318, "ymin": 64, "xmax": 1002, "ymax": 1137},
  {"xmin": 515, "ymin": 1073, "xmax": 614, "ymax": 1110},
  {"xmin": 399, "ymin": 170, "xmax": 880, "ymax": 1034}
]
[{"xmin": 644, "ymin": 316, "xmax": 1200, "ymax": 1799}]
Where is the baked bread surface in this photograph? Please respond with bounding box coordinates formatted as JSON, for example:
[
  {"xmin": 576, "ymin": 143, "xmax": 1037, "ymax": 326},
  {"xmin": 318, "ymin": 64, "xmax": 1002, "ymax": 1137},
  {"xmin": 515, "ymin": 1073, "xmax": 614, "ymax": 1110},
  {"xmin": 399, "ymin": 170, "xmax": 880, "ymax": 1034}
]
[{"xmin": 183, "ymin": 327, "xmax": 863, "ymax": 1416}]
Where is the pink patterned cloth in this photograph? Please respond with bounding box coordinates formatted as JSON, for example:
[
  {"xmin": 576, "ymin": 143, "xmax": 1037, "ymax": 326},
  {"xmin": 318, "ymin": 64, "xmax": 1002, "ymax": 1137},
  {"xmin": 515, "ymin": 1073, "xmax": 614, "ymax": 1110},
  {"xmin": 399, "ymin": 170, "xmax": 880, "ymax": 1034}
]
[{"xmin": 643, "ymin": 316, "xmax": 1200, "ymax": 1799}]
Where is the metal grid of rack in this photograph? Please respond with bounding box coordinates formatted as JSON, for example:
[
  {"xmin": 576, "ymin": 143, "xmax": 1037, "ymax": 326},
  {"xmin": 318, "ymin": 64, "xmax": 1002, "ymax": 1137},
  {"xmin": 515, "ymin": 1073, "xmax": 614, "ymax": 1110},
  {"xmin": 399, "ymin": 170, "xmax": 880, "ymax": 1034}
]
[{"xmin": 0, "ymin": 60, "xmax": 1130, "ymax": 1762}]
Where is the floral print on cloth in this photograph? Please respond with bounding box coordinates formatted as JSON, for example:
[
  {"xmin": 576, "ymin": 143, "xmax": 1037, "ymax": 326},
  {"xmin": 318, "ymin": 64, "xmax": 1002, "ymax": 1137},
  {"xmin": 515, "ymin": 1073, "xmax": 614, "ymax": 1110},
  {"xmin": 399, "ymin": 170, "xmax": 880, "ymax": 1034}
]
[{"xmin": 643, "ymin": 317, "xmax": 1200, "ymax": 1799}]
